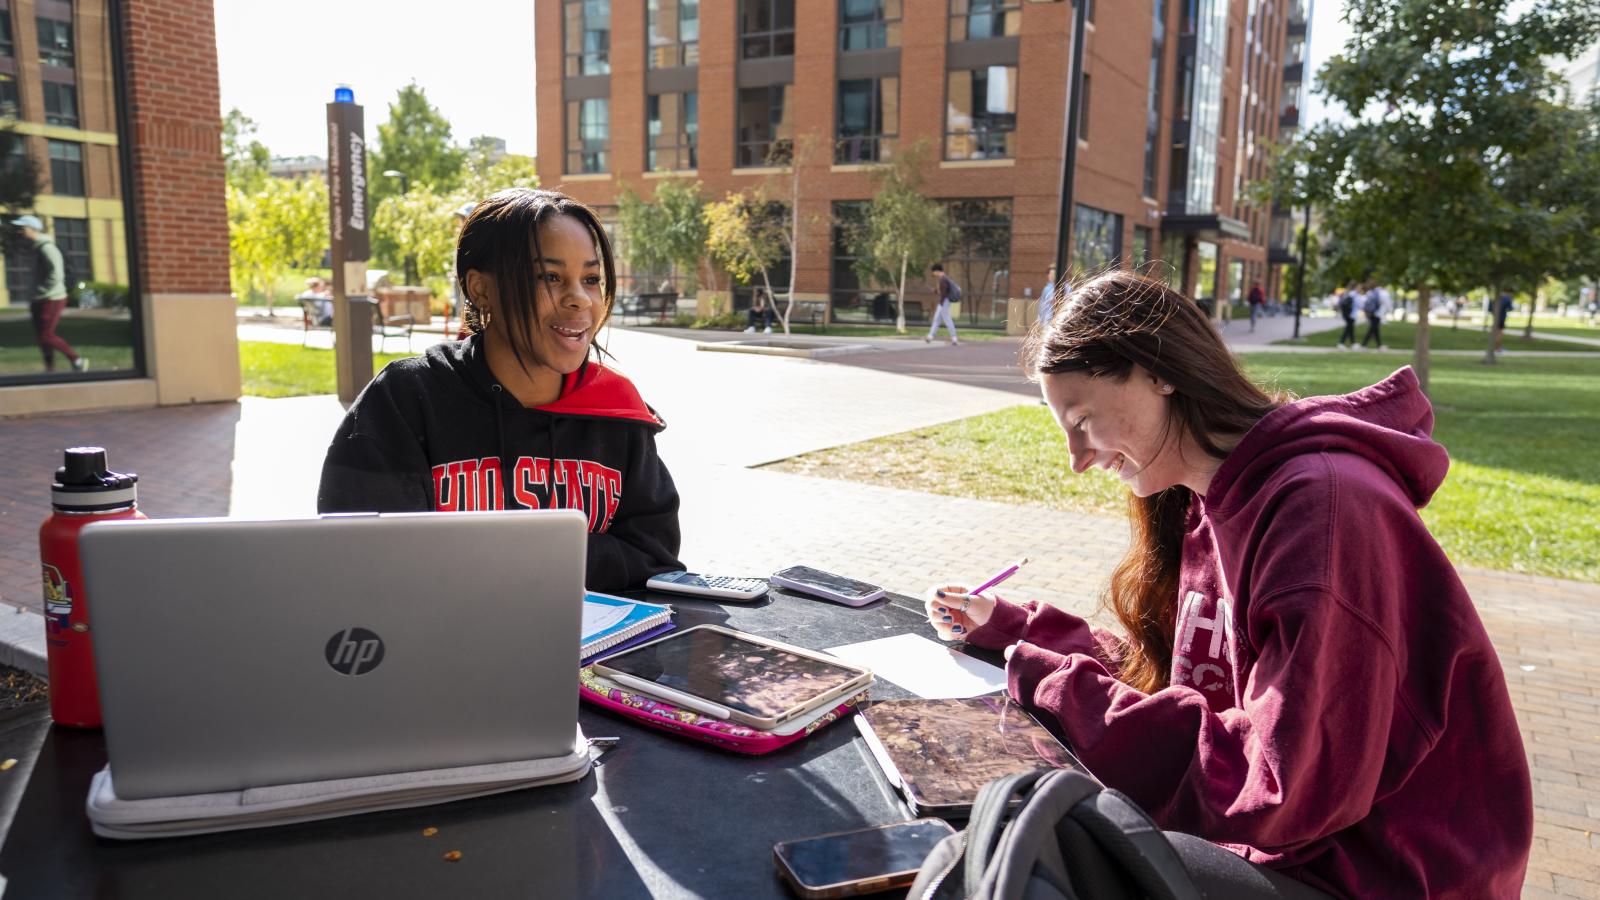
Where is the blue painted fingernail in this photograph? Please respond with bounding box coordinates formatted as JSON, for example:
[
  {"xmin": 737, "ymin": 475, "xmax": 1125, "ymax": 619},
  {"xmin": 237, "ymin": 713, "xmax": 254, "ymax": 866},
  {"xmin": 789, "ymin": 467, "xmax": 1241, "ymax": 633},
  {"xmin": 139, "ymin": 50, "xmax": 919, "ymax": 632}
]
[
  {"xmin": 936, "ymin": 590, "xmax": 946, "ymax": 597},
  {"xmin": 940, "ymin": 615, "xmax": 952, "ymax": 622},
  {"xmin": 936, "ymin": 606, "xmax": 948, "ymax": 614},
  {"xmin": 951, "ymin": 625, "xmax": 964, "ymax": 634}
]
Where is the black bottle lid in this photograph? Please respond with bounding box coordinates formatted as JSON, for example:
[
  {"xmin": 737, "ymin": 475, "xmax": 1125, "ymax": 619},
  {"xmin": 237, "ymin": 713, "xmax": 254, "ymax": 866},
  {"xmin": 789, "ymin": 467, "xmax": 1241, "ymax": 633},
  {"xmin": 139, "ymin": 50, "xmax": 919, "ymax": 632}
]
[{"xmin": 51, "ymin": 447, "xmax": 139, "ymax": 511}]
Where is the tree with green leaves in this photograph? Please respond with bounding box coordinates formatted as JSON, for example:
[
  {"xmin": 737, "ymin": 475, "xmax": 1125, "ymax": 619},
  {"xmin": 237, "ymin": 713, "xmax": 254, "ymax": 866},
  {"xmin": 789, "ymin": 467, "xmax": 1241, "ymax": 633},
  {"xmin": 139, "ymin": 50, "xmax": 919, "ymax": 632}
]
[
  {"xmin": 227, "ymin": 174, "xmax": 328, "ymax": 315},
  {"xmin": 616, "ymin": 183, "xmax": 670, "ymax": 290},
  {"xmin": 850, "ymin": 141, "xmax": 955, "ymax": 333},
  {"xmin": 1270, "ymin": 0, "xmax": 1600, "ymax": 391},
  {"xmin": 616, "ymin": 178, "xmax": 710, "ymax": 296},
  {"xmin": 1470, "ymin": 94, "xmax": 1600, "ymax": 362},
  {"xmin": 372, "ymin": 183, "xmax": 459, "ymax": 291},
  {"xmin": 459, "ymin": 151, "xmax": 539, "ymax": 202},
  {"xmin": 705, "ymin": 190, "xmax": 788, "ymax": 327},
  {"xmin": 369, "ymin": 83, "xmax": 466, "ymax": 273},
  {"xmin": 222, "ymin": 108, "xmax": 270, "ymax": 194}
]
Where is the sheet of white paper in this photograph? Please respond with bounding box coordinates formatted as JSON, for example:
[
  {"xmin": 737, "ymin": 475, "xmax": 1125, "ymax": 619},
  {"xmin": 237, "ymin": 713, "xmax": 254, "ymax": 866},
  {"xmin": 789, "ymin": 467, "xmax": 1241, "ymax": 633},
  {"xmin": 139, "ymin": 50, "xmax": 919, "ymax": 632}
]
[{"xmin": 825, "ymin": 633, "xmax": 1006, "ymax": 699}]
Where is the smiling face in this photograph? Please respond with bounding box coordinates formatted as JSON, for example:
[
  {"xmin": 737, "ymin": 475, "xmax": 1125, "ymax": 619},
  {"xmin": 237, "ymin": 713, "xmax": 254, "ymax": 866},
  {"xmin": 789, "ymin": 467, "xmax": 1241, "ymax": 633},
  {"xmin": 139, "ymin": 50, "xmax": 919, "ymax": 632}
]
[
  {"xmin": 468, "ymin": 212, "xmax": 605, "ymax": 390},
  {"xmin": 1040, "ymin": 366, "xmax": 1199, "ymax": 497}
]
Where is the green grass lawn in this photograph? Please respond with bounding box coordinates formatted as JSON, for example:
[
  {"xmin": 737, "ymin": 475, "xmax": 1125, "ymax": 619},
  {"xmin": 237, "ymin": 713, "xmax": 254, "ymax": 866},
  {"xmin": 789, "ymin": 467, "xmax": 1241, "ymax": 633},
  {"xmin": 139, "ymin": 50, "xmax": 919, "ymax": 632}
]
[
  {"xmin": 240, "ymin": 341, "xmax": 418, "ymax": 398},
  {"xmin": 1279, "ymin": 319, "xmax": 1600, "ymax": 352},
  {"xmin": 1526, "ymin": 323, "xmax": 1600, "ymax": 342},
  {"xmin": 770, "ymin": 354, "xmax": 1600, "ymax": 583},
  {"xmin": 0, "ymin": 311, "xmax": 138, "ymax": 374}
]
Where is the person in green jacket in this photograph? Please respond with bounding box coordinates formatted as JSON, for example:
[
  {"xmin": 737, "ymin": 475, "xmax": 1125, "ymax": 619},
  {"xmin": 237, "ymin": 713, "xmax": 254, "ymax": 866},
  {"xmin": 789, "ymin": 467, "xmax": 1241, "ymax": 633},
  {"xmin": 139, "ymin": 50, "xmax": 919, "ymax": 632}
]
[{"xmin": 15, "ymin": 215, "xmax": 86, "ymax": 372}]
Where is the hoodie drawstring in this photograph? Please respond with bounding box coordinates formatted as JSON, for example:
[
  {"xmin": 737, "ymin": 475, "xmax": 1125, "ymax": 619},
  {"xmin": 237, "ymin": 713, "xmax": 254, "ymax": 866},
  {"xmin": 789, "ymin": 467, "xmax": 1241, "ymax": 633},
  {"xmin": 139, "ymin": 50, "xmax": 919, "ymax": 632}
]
[{"xmin": 490, "ymin": 384, "xmax": 512, "ymax": 511}]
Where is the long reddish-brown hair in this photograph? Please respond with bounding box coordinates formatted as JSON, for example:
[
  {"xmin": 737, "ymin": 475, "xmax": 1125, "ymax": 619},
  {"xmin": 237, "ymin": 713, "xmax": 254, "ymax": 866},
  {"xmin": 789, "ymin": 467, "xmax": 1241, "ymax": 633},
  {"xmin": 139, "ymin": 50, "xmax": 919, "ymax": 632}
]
[{"xmin": 1022, "ymin": 270, "xmax": 1282, "ymax": 693}]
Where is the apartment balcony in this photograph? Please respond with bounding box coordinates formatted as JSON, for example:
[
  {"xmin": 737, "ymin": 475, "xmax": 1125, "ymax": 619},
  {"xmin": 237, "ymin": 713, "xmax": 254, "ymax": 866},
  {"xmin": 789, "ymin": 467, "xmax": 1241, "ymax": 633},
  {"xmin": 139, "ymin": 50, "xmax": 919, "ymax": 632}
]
[
  {"xmin": 1287, "ymin": 19, "xmax": 1307, "ymax": 38},
  {"xmin": 1280, "ymin": 106, "xmax": 1300, "ymax": 129},
  {"xmin": 1269, "ymin": 245, "xmax": 1300, "ymax": 265},
  {"xmin": 1283, "ymin": 61, "xmax": 1303, "ymax": 84}
]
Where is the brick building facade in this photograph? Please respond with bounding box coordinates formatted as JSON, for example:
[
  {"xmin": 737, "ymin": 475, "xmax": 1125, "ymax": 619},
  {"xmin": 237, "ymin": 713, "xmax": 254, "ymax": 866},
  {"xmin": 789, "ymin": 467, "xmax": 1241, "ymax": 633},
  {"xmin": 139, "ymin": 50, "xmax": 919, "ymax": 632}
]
[
  {"xmin": 0, "ymin": 0, "xmax": 236, "ymax": 414},
  {"xmin": 536, "ymin": 0, "xmax": 1311, "ymax": 324}
]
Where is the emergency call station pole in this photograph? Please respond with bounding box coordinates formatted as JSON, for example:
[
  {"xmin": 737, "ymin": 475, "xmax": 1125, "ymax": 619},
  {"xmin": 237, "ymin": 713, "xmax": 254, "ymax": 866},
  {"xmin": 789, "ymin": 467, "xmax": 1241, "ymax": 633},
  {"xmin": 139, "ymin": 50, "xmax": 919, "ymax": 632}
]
[{"xmin": 327, "ymin": 86, "xmax": 373, "ymax": 406}]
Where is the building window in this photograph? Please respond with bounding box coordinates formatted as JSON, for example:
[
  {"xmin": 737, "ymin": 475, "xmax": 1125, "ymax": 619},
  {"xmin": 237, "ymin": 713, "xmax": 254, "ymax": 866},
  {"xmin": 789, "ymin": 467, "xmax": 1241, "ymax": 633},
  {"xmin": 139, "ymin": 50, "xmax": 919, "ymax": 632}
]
[
  {"xmin": 949, "ymin": 0, "xmax": 1020, "ymax": 41},
  {"xmin": 43, "ymin": 81, "xmax": 77, "ymax": 127},
  {"xmin": 647, "ymin": 91, "xmax": 697, "ymax": 171},
  {"xmin": 1078, "ymin": 72, "xmax": 1091, "ymax": 141},
  {"xmin": 839, "ymin": 0, "xmax": 900, "ymax": 51},
  {"xmin": 648, "ymin": 0, "xmax": 698, "ymax": 69},
  {"xmin": 945, "ymin": 66, "xmax": 1016, "ymax": 160},
  {"xmin": 1143, "ymin": 0, "xmax": 1167, "ymax": 198},
  {"xmin": 54, "ymin": 216, "xmax": 90, "ymax": 287},
  {"xmin": 1072, "ymin": 203, "xmax": 1121, "ymax": 275},
  {"xmin": 737, "ymin": 84, "xmax": 793, "ymax": 167},
  {"xmin": 0, "ymin": 74, "xmax": 17, "ymax": 118},
  {"xmin": 563, "ymin": 0, "xmax": 610, "ymax": 76},
  {"xmin": 1132, "ymin": 225, "xmax": 1153, "ymax": 268},
  {"xmin": 0, "ymin": 15, "xmax": 14, "ymax": 59},
  {"xmin": 836, "ymin": 77, "xmax": 898, "ymax": 163},
  {"xmin": 566, "ymin": 99, "xmax": 609, "ymax": 174},
  {"xmin": 48, "ymin": 139, "xmax": 83, "ymax": 196},
  {"xmin": 740, "ymin": 0, "xmax": 795, "ymax": 58},
  {"xmin": 37, "ymin": 16, "xmax": 73, "ymax": 69},
  {"xmin": 942, "ymin": 198, "xmax": 1012, "ymax": 325}
]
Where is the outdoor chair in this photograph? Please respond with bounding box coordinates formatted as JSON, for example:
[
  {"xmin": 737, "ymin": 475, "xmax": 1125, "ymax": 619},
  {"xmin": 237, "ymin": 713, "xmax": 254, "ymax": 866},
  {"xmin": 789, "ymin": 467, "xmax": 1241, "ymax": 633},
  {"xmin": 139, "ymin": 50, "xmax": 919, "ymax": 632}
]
[
  {"xmin": 374, "ymin": 314, "xmax": 415, "ymax": 353},
  {"xmin": 299, "ymin": 299, "xmax": 332, "ymax": 346}
]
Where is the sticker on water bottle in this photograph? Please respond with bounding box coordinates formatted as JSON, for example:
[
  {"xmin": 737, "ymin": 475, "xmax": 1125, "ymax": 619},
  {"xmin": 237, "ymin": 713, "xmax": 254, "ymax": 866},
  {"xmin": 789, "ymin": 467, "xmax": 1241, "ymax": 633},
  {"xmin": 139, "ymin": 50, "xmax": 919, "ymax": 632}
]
[{"xmin": 41, "ymin": 564, "xmax": 73, "ymax": 632}]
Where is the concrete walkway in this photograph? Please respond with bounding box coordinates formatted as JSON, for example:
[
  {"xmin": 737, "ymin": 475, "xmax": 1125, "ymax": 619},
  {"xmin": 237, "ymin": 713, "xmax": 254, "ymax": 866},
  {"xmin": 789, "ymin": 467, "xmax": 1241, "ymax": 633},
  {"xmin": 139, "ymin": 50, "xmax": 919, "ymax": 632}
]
[{"xmin": 1, "ymin": 319, "xmax": 1596, "ymax": 895}]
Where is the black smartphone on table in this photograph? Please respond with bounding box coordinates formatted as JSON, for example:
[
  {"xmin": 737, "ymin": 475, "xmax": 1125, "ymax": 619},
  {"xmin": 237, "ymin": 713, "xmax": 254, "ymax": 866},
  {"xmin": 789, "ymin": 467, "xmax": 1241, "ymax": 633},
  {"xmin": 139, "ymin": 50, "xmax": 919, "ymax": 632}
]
[{"xmin": 773, "ymin": 818, "xmax": 956, "ymax": 898}]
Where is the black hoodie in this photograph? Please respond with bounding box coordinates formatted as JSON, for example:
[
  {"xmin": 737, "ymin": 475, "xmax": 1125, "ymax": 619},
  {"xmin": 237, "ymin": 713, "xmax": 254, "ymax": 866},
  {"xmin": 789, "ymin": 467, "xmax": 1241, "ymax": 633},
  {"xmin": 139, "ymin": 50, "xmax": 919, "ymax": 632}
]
[{"xmin": 317, "ymin": 335, "xmax": 683, "ymax": 592}]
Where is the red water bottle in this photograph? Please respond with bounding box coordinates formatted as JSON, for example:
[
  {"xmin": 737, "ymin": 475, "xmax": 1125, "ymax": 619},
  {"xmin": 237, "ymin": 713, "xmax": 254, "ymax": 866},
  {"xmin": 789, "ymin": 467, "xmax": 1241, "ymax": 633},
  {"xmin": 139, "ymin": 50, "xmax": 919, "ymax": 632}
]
[{"xmin": 38, "ymin": 447, "xmax": 145, "ymax": 728}]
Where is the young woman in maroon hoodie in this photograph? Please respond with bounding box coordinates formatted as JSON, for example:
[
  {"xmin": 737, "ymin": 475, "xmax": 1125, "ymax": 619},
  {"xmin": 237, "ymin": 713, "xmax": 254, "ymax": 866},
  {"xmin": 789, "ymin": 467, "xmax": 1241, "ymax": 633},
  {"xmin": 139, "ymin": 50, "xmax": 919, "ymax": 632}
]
[{"xmin": 926, "ymin": 271, "xmax": 1531, "ymax": 898}]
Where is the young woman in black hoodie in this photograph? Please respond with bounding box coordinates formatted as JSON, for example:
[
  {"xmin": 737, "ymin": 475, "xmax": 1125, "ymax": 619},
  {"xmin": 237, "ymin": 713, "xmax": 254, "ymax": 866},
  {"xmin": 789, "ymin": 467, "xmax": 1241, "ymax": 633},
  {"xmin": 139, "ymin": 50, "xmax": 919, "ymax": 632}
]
[{"xmin": 318, "ymin": 188, "xmax": 683, "ymax": 592}]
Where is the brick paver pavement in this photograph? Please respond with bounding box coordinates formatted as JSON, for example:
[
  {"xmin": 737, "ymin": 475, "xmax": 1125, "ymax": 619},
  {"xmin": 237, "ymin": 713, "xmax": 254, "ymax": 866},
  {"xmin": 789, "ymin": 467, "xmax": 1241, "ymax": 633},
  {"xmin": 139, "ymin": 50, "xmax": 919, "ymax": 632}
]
[{"xmin": 0, "ymin": 323, "xmax": 1595, "ymax": 894}]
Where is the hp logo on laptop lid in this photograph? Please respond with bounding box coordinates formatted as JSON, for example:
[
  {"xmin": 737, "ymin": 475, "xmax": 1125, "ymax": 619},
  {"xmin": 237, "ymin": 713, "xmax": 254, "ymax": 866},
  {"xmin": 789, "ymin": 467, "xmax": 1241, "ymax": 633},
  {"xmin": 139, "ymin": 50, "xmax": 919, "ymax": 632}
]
[{"xmin": 325, "ymin": 628, "xmax": 385, "ymax": 676}]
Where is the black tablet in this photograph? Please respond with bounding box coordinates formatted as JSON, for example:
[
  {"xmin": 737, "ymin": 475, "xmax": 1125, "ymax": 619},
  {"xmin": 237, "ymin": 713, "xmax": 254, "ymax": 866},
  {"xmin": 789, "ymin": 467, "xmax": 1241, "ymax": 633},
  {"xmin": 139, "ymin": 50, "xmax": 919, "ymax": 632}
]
[{"xmin": 593, "ymin": 625, "xmax": 873, "ymax": 730}]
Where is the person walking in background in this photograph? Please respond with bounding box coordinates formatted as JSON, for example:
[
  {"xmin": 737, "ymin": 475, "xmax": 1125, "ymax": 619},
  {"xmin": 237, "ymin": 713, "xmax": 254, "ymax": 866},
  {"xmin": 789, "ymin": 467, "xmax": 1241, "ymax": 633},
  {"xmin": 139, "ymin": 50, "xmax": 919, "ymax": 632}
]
[
  {"xmin": 1336, "ymin": 284, "xmax": 1359, "ymax": 350},
  {"xmin": 1038, "ymin": 265, "xmax": 1060, "ymax": 329},
  {"xmin": 1247, "ymin": 282, "xmax": 1265, "ymax": 332},
  {"xmin": 15, "ymin": 215, "xmax": 85, "ymax": 373},
  {"xmin": 925, "ymin": 263, "xmax": 960, "ymax": 345},
  {"xmin": 1492, "ymin": 292, "xmax": 1515, "ymax": 354},
  {"xmin": 1359, "ymin": 282, "xmax": 1388, "ymax": 350}
]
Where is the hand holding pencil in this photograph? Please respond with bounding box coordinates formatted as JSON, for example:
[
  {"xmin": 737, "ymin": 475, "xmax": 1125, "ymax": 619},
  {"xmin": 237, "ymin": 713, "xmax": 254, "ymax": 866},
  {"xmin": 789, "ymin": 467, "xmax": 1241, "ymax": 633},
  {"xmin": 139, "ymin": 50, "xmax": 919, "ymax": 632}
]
[{"xmin": 924, "ymin": 557, "xmax": 1029, "ymax": 641}]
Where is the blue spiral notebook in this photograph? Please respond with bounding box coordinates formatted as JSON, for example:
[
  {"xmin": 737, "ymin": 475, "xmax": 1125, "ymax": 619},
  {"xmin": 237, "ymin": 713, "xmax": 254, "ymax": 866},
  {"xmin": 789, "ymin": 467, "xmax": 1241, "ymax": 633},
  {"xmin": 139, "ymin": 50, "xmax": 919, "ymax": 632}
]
[{"xmin": 581, "ymin": 593, "xmax": 674, "ymax": 663}]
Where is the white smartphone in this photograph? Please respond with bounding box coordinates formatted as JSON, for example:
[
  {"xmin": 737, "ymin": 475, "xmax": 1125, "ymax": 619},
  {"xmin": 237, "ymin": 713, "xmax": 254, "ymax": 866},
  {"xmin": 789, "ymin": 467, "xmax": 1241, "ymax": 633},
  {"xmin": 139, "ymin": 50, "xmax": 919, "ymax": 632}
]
[
  {"xmin": 770, "ymin": 566, "xmax": 885, "ymax": 607},
  {"xmin": 645, "ymin": 570, "xmax": 768, "ymax": 601}
]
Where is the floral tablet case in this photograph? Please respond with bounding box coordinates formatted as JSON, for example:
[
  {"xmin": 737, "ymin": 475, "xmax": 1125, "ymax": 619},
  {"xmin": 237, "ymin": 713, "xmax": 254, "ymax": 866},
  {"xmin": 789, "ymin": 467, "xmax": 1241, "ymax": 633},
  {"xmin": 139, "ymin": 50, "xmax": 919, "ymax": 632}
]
[{"xmin": 579, "ymin": 666, "xmax": 868, "ymax": 755}]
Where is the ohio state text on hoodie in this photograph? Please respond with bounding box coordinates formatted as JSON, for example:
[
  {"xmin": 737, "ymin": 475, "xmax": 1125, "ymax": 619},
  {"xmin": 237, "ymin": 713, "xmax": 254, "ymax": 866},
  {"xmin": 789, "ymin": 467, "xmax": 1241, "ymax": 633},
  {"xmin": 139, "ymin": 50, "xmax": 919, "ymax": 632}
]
[
  {"xmin": 318, "ymin": 335, "xmax": 683, "ymax": 592},
  {"xmin": 966, "ymin": 367, "xmax": 1531, "ymax": 898}
]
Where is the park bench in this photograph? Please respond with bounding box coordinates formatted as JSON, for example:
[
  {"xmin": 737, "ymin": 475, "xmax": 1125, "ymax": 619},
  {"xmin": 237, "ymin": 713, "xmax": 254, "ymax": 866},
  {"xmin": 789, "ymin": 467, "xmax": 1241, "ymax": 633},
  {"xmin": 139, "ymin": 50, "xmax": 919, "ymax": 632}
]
[
  {"xmin": 622, "ymin": 291, "xmax": 678, "ymax": 325},
  {"xmin": 784, "ymin": 298, "xmax": 827, "ymax": 332},
  {"xmin": 300, "ymin": 298, "xmax": 415, "ymax": 353}
]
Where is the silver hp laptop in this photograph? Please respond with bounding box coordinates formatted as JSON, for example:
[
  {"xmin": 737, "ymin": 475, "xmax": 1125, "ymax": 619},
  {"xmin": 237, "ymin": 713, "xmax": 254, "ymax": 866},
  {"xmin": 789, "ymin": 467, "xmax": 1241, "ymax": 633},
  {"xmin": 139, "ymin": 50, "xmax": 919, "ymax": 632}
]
[{"xmin": 80, "ymin": 510, "xmax": 587, "ymax": 801}]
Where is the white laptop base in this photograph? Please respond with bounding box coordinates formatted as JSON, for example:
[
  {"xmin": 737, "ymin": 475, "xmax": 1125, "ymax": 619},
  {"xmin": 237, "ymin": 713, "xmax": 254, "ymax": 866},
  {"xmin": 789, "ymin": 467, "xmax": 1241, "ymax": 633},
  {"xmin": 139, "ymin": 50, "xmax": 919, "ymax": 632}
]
[{"xmin": 87, "ymin": 726, "xmax": 592, "ymax": 840}]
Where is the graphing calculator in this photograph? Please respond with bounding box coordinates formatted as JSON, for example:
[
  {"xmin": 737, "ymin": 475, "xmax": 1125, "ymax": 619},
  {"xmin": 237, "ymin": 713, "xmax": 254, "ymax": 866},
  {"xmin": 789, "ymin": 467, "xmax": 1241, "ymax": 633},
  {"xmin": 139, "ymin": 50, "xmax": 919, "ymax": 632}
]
[{"xmin": 645, "ymin": 571, "xmax": 770, "ymax": 602}]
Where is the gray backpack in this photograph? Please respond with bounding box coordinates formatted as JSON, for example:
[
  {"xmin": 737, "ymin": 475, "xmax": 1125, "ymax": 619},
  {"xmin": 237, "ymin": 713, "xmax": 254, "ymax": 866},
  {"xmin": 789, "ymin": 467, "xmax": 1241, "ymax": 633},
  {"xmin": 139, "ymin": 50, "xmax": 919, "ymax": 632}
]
[{"xmin": 908, "ymin": 768, "xmax": 1201, "ymax": 900}]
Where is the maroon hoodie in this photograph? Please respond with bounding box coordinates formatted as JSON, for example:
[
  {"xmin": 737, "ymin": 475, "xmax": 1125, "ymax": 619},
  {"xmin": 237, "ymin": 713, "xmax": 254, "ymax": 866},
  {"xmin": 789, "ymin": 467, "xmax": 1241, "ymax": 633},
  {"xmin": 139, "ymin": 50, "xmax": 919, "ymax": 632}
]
[{"xmin": 967, "ymin": 368, "xmax": 1531, "ymax": 898}]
